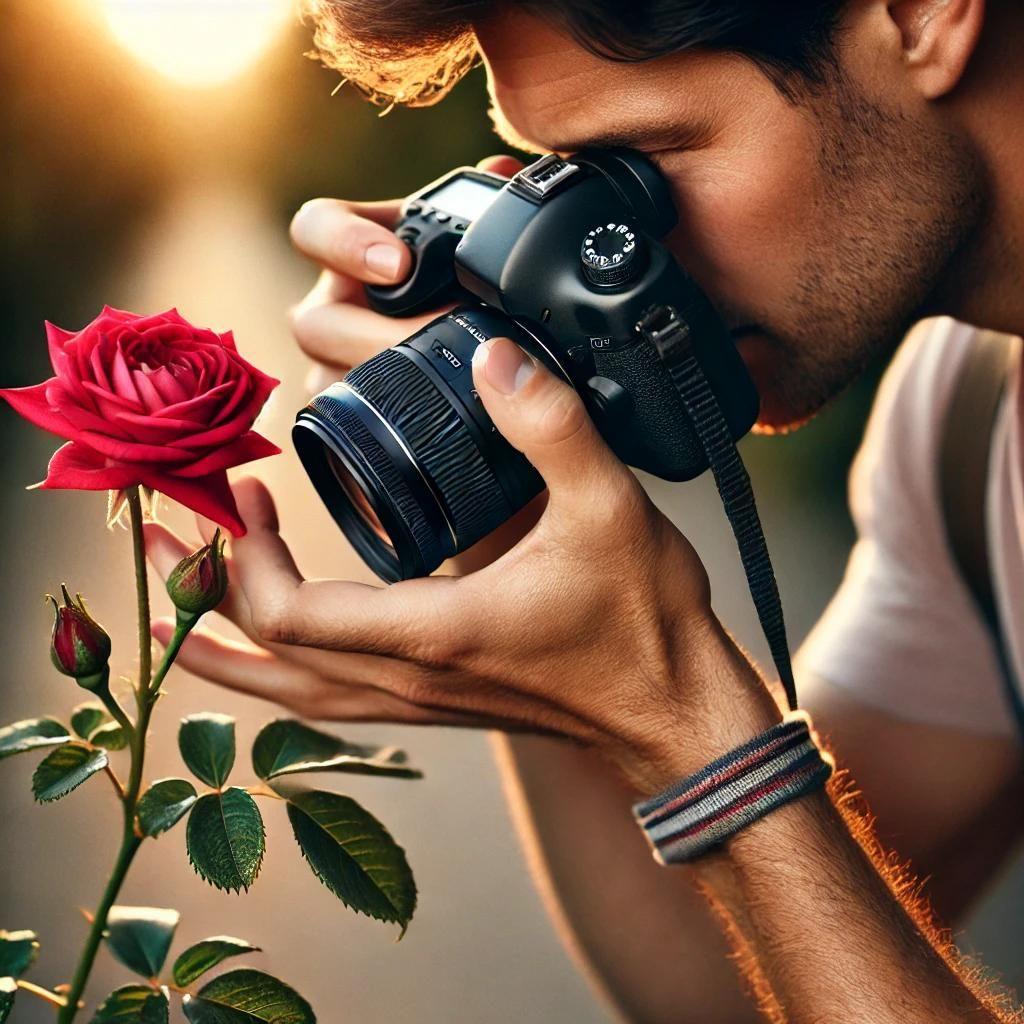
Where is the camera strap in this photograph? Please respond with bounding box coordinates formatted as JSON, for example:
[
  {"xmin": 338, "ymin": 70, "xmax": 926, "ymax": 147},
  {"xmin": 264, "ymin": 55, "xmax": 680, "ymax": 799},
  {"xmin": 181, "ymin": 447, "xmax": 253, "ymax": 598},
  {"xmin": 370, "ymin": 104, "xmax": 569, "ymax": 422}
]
[{"xmin": 637, "ymin": 305, "xmax": 799, "ymax": 712}]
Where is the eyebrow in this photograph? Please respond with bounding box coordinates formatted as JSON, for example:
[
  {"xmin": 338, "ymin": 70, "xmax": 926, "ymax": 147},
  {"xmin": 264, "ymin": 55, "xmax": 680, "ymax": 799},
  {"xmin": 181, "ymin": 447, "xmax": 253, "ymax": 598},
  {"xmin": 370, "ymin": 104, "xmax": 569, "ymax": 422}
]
[{"xmin": 487, "ymin": 103, "xmax": 710, "ymax": 156}]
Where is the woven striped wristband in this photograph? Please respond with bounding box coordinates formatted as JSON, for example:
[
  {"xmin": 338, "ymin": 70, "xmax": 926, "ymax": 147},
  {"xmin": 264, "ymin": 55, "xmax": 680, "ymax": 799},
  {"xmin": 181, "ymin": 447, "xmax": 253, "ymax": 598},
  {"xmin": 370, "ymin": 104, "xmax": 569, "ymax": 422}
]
[{"xmin": 632, "ymin": 713, "xmax": 834, "ymax": 864}]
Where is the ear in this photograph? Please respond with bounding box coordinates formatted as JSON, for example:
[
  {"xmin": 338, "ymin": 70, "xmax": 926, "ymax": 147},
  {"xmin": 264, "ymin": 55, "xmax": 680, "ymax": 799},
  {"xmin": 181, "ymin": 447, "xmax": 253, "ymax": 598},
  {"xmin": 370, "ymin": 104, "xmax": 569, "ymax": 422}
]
[{"xmin": 887, "ymin": 0, "xmax": 986, "ymax": 98}]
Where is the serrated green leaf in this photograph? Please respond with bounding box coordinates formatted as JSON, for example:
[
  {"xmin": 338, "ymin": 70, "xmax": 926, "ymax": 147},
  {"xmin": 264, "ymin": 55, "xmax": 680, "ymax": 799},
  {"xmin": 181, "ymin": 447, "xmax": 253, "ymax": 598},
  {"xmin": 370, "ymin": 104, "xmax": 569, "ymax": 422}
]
[
  {"xmin": 105, "ymin": 907, "xmax": 179, "ymax": 978},
  {"xmin": 0, "ymin": 931, "xmax": 39, "ymax": 978},
  {"xmin": 90, "ymin": 721, "xmax": 129, "ymax": 751},
  {"xmin": 71, "ymin": 703, "xmax": 111, "ymax": 740},
  {"xmin": 187, "ymin": 789, "xmax": 264, "ymax": 892},
  {"xmin": 0, "ymin": 718, "xmax": 70, "ymax": 759},
  {"xmin": 0, "ymin": 977, "xmax": 15, "ymax": 1023},
  {"xmin": 182, "ymin": 969, "xmax": 314, "ymax": 1024},
  {"xmin": 137, "ymin": 778, "xmax": 197, "ymax": 837},
  {"xmin": 32, "ymin": 742, "xmax": 107, "ymax": 802},
  {"xmin": 252, "ymin": 720, "xmax": 421, "ymax": 782},
  {"xmin": 172, "ymin": 936, "xmax": 261, "ymax": 987},
  {"xmin": 90, "ymin": 984, "xmax": 169, "ymax": 1023},
  {"xmin": 286, "ymin": 790, "xmax": 416, "ymax": 934},
  {"xmin": 179, "ymin": 714, "xmax": 235, "ymax": 788}
]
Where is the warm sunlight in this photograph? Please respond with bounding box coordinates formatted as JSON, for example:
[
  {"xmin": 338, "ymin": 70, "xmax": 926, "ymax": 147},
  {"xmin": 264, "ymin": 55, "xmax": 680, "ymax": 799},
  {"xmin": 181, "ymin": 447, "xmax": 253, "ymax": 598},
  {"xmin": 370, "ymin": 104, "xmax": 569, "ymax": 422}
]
[{"xmin": 98, "ymin": 0, "xmax": 294, "ymax": 88}]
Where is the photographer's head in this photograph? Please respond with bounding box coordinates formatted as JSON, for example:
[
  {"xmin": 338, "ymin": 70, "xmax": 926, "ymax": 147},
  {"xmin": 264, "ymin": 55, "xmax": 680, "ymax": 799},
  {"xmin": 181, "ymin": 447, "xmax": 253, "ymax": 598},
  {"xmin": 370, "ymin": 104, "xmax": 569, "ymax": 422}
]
[{"xmin": 305, "ymin": 0, "xmax": 1011, "ymax": 428}]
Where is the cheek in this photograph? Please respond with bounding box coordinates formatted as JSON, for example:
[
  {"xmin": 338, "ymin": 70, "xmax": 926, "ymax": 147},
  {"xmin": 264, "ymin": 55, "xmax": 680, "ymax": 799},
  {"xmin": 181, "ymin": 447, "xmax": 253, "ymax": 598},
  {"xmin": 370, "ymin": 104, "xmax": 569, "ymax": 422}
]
[{"xmin": 659, "ymin": 116, "xmax": 824, "ymax": 315}]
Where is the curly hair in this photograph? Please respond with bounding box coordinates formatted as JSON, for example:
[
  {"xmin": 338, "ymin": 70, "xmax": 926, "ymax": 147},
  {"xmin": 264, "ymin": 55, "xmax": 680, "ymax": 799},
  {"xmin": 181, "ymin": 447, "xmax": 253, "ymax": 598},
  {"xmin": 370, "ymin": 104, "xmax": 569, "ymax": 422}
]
[{"xmin": 302, "ymin": 0, "xmax": 848, "ymax": 109}]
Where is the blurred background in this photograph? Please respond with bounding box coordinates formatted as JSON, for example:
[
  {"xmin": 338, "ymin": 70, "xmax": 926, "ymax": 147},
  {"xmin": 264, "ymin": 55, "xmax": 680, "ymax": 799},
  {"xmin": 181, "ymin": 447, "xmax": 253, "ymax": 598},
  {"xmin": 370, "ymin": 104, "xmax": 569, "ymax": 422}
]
[{"xmin": 0, "ymin": 1, "xmax": 1019, "ymax": 1020}]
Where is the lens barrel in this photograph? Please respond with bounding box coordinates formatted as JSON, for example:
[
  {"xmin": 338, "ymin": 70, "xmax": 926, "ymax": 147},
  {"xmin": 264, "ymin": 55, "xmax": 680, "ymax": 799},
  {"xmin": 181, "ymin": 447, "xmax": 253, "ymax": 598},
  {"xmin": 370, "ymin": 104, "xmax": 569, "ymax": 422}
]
[{"xmin": 294, "ymin": 306, "xmax": 555, "ymax": 582}]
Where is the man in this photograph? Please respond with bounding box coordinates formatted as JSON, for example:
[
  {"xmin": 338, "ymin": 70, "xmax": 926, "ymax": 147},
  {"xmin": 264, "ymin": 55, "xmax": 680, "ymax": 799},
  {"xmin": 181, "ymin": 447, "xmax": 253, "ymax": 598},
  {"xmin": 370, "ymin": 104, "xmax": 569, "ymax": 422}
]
[{"xmin": 144, "ymin": 1, "xmax": 1024, "ymax": 1020}]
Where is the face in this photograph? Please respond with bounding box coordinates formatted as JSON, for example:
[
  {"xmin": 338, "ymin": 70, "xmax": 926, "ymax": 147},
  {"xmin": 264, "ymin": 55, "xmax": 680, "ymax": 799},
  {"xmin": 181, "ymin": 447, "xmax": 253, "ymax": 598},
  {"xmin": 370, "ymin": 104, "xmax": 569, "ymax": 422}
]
[{"xmin": 476, "ymin": 10, "xmax": 984, "ymax": 430}]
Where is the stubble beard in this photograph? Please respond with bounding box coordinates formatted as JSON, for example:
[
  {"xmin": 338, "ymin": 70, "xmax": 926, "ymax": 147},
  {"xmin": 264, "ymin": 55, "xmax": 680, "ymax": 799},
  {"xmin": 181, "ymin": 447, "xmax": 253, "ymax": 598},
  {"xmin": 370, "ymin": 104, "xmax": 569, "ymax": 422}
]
[{"xmin": 751, "ymin": 73, "xmax": 986, "ymax": 431}]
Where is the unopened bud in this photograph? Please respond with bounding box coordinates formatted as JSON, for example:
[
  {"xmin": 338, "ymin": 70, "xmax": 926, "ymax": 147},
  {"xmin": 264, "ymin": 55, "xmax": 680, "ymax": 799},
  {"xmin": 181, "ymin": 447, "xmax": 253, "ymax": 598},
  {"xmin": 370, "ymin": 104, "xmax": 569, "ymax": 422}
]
[
  {"xmin": 49, "ymin": 585, "xmax": 112, "ymax": 686},
  {"xmin": 166, "ymin": 529, "xmax": 228, "ymax": 623}
]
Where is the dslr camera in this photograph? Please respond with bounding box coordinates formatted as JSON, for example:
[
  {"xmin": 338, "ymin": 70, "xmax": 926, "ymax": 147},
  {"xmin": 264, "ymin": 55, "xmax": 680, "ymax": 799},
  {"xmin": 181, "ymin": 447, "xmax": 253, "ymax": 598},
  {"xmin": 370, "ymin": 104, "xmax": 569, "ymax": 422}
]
[{"xmin": 293, "ymin": 149, "xmax": 758, "ymax": 582}]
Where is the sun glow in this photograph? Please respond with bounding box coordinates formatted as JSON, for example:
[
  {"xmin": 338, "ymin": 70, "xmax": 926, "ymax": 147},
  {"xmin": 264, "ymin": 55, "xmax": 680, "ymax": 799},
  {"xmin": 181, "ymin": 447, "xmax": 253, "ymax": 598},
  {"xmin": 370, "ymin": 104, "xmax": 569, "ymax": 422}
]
[{"xmin": 98, "ymin": 0, "xmax": 294, "ymax": 88}]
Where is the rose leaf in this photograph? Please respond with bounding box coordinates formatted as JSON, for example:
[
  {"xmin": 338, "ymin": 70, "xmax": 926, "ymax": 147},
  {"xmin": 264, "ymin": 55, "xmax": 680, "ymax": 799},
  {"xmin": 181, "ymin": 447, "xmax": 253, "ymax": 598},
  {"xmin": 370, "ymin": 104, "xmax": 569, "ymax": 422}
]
[
  {"xmin": 286, "ymin": 790, "xmax": 416, "ymax": 935},
  {"xmin": 186, "ymin": 789, "xmax": 265, "ymax": 893}
]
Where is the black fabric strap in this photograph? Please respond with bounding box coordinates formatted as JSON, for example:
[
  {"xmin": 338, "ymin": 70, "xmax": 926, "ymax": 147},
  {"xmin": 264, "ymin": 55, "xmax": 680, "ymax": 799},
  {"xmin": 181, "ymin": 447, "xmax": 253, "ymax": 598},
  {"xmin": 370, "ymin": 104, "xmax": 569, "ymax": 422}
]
[{"xmin": 637, "ymin": 305, "xmax": 798, "ymax": 712}]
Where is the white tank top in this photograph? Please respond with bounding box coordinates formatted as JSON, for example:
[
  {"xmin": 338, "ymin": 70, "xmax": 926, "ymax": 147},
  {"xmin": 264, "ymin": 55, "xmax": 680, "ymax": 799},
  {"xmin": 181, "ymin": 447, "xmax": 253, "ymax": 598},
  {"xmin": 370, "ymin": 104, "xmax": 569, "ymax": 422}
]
[{"xmin": 797, "ymin": 317, "xmax": 1024, "ymax": 737}]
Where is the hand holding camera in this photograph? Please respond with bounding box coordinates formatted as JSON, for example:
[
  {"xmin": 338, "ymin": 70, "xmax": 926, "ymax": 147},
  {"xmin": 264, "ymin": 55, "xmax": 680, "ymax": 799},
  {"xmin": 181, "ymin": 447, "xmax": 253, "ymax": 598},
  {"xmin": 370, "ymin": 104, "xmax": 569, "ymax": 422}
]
[{"xmin": 294, "ymin": 149, "xmax": 758, "ymax": 582}]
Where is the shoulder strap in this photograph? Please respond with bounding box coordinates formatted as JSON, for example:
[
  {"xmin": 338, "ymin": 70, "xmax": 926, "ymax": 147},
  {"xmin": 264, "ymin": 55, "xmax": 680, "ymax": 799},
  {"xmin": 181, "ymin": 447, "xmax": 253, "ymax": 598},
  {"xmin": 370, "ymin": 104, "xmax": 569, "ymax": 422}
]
[{"xmin": 938, "ymin": 329, "xmax": 1024, "ymax": 739}]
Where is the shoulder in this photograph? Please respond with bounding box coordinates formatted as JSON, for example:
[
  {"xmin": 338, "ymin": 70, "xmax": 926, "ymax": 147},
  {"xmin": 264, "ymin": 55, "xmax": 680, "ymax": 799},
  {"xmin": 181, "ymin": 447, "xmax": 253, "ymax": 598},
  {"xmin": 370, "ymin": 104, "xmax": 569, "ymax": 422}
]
[
  {"xmin": 796, "ymin": 317, "xmax": 1017, "ymax": 736},
  {"xmin": 849, "ymin": 316, "xmax": 980, "ymax": 533}
]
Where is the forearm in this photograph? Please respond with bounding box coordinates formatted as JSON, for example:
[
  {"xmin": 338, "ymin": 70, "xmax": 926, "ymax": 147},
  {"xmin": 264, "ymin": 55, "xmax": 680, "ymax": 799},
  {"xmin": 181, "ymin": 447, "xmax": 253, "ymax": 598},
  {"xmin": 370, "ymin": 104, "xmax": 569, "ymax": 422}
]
[
  {"xmin": 493, "ymin": 732, "xmax": 761, "ymax": 1024},
  {"xmin": 684, "ymin": 752, "xmax": 1014, "ymax": 1023}
]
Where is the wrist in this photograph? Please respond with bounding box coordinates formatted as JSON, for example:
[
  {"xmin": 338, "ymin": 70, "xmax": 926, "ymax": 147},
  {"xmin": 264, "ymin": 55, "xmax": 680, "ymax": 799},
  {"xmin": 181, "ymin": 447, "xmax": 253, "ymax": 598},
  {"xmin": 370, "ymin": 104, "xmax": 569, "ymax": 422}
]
[{"xmin": 616, "ymin": 615, "xmax": 783, "ymax": 795}]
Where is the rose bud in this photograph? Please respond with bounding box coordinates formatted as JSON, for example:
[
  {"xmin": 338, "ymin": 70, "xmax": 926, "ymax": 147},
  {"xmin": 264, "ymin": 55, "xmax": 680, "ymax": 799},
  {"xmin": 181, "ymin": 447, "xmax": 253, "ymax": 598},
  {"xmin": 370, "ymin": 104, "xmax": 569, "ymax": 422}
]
[
  {"xmin": 166, "ymin": 529, "xmax": 228, "ymax": 624},
  {"xmin": 48, "ymin": 584, "xmax": 112, "ymax": 690}
]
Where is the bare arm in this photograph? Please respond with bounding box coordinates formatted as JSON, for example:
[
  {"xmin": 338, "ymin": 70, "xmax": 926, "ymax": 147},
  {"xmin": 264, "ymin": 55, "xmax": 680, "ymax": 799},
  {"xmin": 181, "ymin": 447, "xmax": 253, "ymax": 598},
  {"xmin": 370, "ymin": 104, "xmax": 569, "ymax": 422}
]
[{"xmin": 492, "ymin": 670, "xmax": 1023, "ymax": 1024}]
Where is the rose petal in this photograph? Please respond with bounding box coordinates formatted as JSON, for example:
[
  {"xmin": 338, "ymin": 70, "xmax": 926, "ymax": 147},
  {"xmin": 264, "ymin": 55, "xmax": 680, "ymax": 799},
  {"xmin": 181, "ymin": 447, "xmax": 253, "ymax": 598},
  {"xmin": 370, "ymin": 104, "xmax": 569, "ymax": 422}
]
[
  {"xmin": 211, "ymin": 366, "xmax": 278, "ymax": 427},
  {"xmin": 165, "ymin": 396, "xmax": 265, "ymax": 449},
  {"xmin": 81, "ymin": 381, "xmax": 147, "ymax": 423},
  {"xmin": 109, "ymin": 407, "xmax": 207, "ymax": 444},
  {"xmin": 153, "ymin": 380, "xmax": 236, "ymax": 423},
  {"xmin": 131, "ymin": 368, "xmax": 168, "ymax": 414},
  {"xmin": 0, "ymin": 381, "xmax": 74, "ymax": 439},
  {"xmin": 111, "ymin": 346, "xmax": 143, "ymax": 406},
  {"xmin": 146, "ymin": 470, "xmax": 246, "ymax": 535},
  {"xmin": 37, "ymin": 441, "xmax": 143, "ymax": 491},
  {"xmin": 147, "ymin": 365, "xmax": 190, "ymax": 406},
  {"xmin": 75, "ymin": 429, "xmax": 201, "ymax": 464},
  {"xmin": 59, "ymin": 398, "xmax": 134, "ymax": 440},
  {"xmin": 172, "ymin": 431, "xmax": 280, "ymax": 477},
  {"xmin": 45, "ymin": 322, "xmax": 75, "ymax": 368}
]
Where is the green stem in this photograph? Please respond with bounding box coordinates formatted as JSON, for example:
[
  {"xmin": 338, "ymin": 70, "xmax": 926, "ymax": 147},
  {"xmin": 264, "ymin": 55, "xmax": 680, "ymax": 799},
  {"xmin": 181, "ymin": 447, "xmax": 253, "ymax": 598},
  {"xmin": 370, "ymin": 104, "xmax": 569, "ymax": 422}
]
[
  {"xmin": 56, "ymin": 833, "xmax": 141, "ymax": 1024},
  {"xmin": 58, "ymin": 487, "xmax": 156, "ymax": 1023},
  {"xmin": 148, "ymin": 619, "xmax": 193, "ymax": 698},
  {"xmin": 95, "ymin": 682, "xmax": 135, "ymax": 739},
  {"xmin": 126, "ymin": 488, "xmax": 152, "ymax": 696}
]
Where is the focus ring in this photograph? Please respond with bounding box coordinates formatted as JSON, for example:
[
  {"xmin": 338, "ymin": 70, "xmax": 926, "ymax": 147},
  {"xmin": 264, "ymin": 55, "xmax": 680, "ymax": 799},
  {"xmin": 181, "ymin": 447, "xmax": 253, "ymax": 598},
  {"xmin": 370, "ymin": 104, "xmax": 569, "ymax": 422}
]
[
  {"xmin": 345, "ymin": 348, "xmax": 510, "ymax": 547},
  {"xmin": 308, "ymin": 391, "xmax": 444, "ymax": 572}
]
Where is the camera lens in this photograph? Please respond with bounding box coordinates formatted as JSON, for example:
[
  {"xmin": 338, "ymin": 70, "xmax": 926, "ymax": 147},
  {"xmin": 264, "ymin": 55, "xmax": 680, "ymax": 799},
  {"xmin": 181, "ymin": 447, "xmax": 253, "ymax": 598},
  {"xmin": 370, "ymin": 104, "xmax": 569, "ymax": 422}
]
[{"xmin": 293, "ymin": 306, "xmax": 554, "ymax": 582}]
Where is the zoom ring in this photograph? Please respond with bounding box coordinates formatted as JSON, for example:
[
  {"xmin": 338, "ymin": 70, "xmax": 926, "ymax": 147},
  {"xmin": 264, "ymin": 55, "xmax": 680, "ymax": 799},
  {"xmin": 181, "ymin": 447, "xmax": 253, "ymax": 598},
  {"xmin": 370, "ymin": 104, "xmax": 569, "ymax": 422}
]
[{"xmin": 345, "ymin": 348, "xmax": 510, "ymax": 548}]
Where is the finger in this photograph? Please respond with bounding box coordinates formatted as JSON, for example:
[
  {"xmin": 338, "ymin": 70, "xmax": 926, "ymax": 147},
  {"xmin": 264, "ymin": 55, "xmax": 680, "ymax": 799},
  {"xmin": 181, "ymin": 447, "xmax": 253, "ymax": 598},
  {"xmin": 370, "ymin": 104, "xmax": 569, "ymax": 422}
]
[
  {"xmin": 290, "ymin": 198, "xmax": 411, "ymax": 285},
  {"xmin": 229, "ymin": 476, "xmax": 466, "ymax": 656},
  {"xmin": 470, "ymin": 338, "xmax": 637, "ymax": 518},
  {"xmin": 152, "ymin": 617, "xmax": 322, "ymax": 709},
  {"xmin": 292, "ymin": 269, "xmax": 366, "ymax": 317},
  {"xmin": 155, "ymin": 617, "xmax": 506, "ymax": 727},
  {"xmin": 290, "ymin": 300, "xmax": 443, "ymax": 371},
  {"xmin": 476, "ymin": 154, "xmax": 524, "ymax": 177}
]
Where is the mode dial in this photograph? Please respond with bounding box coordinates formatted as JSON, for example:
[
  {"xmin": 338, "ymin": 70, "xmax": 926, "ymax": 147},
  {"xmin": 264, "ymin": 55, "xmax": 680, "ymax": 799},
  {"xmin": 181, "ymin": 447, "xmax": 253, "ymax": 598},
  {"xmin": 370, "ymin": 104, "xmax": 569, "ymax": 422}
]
[{"xmin": 580, "ymin": 222, "xmax": 645, "ymax": 288}]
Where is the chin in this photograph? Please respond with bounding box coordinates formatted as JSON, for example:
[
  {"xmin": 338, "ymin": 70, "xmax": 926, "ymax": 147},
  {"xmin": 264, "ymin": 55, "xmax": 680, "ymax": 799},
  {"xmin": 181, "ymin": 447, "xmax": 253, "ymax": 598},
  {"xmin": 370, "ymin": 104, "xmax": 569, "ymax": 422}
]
[{"xmin": 734, "ymin": 332, "xmax": 819, "ymax": 435}]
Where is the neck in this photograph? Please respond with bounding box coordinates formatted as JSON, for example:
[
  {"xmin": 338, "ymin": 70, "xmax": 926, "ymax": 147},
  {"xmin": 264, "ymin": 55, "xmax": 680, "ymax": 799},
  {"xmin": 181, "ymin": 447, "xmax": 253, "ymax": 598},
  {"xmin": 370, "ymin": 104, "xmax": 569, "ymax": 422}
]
[{"xmin": 935, "ymin": 3, "xmax": 1024, "ymax": 337}]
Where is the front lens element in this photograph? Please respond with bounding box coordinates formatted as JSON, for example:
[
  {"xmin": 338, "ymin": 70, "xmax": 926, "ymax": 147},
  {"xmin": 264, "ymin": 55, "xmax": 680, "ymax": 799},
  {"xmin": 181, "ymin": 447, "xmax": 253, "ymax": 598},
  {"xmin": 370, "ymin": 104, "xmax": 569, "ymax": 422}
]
[{"xmin": 326, "ymin": 449, "xmax": 393, "ymax": 550}]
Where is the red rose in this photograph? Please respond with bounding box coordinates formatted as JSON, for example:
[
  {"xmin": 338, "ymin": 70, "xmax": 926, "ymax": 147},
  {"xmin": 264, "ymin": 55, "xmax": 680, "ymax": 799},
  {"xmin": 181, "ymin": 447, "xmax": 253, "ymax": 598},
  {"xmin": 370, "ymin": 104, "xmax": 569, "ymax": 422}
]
[{"xmin": 0, "ymin": 306, "xmax": 280, "ymax": 535}]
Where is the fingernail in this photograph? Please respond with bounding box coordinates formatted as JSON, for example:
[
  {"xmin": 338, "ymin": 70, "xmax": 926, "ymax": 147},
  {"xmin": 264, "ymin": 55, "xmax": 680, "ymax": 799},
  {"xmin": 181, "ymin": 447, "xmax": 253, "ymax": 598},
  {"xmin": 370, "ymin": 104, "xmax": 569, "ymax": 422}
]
[
  {"xmin": 482, "ymin": 337, "xmax": 536, "ymax": 395},
  {"xmin": 365, "ymin": 243, "xmax": 402, "ymax": 280}
]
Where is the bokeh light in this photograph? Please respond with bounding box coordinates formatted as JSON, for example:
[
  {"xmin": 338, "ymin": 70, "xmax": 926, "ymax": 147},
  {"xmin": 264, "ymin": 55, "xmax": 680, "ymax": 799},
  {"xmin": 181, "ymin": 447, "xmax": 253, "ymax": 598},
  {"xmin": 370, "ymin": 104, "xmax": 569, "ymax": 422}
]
[{"xmin": 98, "ymin": 0, "xmax": 294, "ymax": 88}]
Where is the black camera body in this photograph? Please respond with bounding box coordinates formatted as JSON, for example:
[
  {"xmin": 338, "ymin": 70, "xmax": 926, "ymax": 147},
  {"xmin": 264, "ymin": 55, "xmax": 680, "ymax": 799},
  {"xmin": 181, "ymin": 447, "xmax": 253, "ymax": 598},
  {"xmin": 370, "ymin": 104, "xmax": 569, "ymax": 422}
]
[{"xmin": 295, "ymin": 150, "xmax": 760, "ymax": 582}]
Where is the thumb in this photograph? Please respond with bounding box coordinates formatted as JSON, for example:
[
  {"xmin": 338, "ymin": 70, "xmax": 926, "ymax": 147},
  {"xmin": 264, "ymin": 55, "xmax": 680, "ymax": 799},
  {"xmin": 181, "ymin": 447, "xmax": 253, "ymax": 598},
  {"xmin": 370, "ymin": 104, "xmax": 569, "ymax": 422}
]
[{"xmin": 471, "ymin": 337, "xmax": 633, "ymax": 510}]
